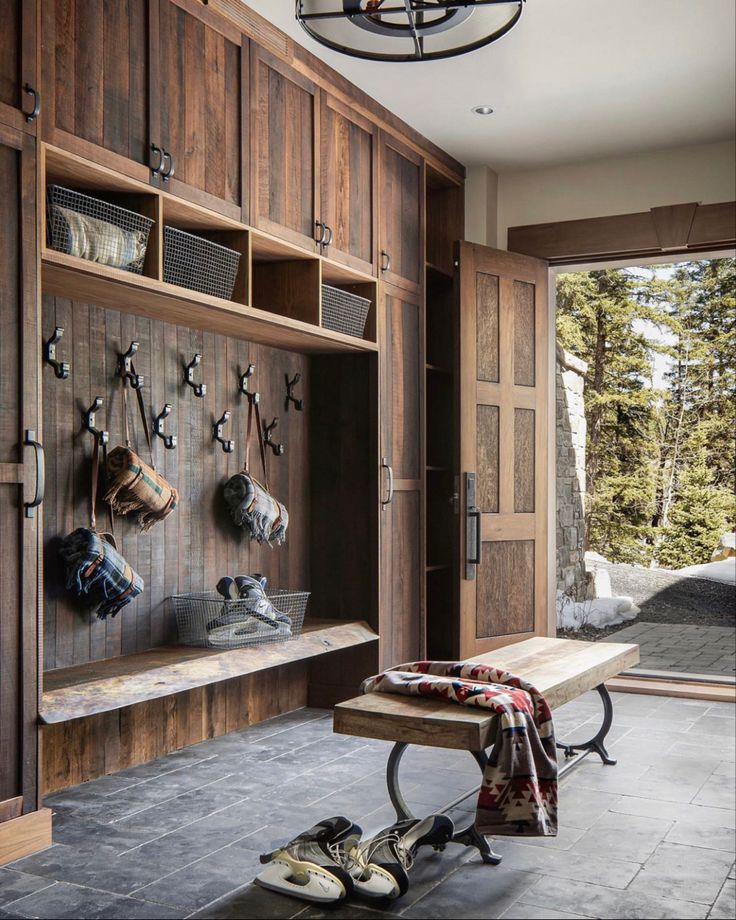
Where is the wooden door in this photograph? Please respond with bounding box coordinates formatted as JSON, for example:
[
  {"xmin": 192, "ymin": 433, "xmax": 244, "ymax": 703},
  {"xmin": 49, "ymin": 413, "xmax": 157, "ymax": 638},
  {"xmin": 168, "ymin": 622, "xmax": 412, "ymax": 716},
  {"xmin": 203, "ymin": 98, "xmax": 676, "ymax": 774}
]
[
  {"xmin": 380, "ymin": 284, "xmax": 423, "ymax": 668},
  {"xmin": 40, "ymin": 0, "xmax": 153, "ymax": 181},
  {"xmin": 158, "ymin": 0, "xmax": 248, "ymax": 220},
  {"xmin": 0, "ymin": 0, "xmax": 37, "ymax": 133},
  {"xmin": 319, "ymin": 93, "xmax": 377, "ymax": 275},
  {"xmin": 0, "ymin": 124, "xmax": 41, "ymax": 816},
  {"xmin": 251, "ymin": 45, "xmax": 319, "ymax": 252},
  {"xmin": 457, "ymin": 242, "xmax": 550, "ymax": 658},
  {"xmin": 379, "ymin": 133, "xmax": 424, "ymax": 293}
]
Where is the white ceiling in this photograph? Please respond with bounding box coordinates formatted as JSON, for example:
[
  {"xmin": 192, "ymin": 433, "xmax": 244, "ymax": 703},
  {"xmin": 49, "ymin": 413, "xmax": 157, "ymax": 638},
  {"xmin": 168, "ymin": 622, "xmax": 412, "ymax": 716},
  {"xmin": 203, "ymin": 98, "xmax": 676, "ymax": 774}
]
[{"xmin": 243, "ymin": 0, "xmax": 736, "ymax": 172}]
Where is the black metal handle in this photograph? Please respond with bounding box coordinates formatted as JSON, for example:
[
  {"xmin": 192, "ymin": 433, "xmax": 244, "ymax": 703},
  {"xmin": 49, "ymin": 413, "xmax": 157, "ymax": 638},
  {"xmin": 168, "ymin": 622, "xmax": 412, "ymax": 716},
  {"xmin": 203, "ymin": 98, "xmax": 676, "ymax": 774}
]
[
  {"xmin": 468, "ymin": 510, "xmax": 482, "ymax": 565},
  {"xmin": 323, "ymin": 225, "xmax": 333, "ymax": 248},
  {"xmin": 24, "ymin": 430, "xmax": 45, "ymax": 518},
  {"xmin": 314, "ymin": 220, "xmax": 327, "ymax": 245},
  {"xmin": 23, "ymin": 84, "xmax": 40, "ymax": 123},
  {"xmin": 162, "ymin": 149, "xmax": 175, "ymax": 182},
  {"xmin": 381, "ymin": 457, "xmax": 394, "ymax": 508},
  {"xmin": 380, "ymin": 250, "xmax": 391, "ymax": 273},
  {"xmin": 150, "ymin": 143, "xmax": 165, "ymax": 177}
]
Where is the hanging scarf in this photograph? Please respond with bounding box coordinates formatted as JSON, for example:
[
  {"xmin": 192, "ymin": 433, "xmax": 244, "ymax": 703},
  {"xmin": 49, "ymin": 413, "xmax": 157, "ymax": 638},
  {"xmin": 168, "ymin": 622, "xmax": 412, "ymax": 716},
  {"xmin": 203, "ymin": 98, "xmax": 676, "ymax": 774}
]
[{"xmin": 362, "ymin": 660, "xmax": 558, "ymax": 837}]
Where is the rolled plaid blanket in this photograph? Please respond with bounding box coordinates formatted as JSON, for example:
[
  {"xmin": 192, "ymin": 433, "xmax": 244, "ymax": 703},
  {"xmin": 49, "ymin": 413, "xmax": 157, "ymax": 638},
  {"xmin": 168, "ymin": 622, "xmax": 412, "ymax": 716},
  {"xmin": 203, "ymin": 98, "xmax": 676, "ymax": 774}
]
[
  {"xmin": 59, "ymin": 527, "xmax": 143, "ymax": 620},
  {"xmin": 223, "ymin": 471, "xmax": 288, "ymax": 546},
  {"xmin": 103, "ymin": 446, "xmax": 178, "ymax": 532}
]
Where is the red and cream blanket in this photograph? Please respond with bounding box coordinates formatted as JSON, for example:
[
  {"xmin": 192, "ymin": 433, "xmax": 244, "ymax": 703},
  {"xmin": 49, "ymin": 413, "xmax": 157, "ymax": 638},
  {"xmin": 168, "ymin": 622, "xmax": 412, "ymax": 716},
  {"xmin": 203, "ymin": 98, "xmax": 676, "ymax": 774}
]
[{"xmin": 362, "ymin": 660, "xmax": 558, "ymax": 837}]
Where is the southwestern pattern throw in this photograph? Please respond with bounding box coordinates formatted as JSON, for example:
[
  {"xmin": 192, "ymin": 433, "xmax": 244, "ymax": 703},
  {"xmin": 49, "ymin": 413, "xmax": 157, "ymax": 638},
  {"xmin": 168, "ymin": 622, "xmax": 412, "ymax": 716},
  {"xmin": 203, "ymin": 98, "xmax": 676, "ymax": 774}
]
[
  {"xmin": 104, "ymin": 446, "xmax": 178, "ymax": 532},
  {"xmin": 224, "ymin": 471, "xmax": 288, "ymax": 546},
  {"xmin": 362, "ymin": 660, "xmax": 558, "ymax": 837},
  {"xmin": 59, "ymin": 527, "xmax": 144, "ymax": 620}
]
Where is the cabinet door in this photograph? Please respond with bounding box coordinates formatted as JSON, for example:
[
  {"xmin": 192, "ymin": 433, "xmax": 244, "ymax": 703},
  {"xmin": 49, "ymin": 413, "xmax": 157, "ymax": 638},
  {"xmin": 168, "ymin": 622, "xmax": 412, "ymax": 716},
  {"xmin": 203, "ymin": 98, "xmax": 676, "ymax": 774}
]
[
  {"xmin": 158, "ymin": 0, "xmax": 248, "ymax": 220},
  {"xmin": 456, "ymin": 243, "xmax": 550, "ymax": 658},
  {"xmin": 319, "ymin": 93, "xmax": 377, "ymax": 275},
  {"xmin": 251, "ymin": 45, "xmax": 319, "ymax": 252},
  {"xmin": 379, "ymin": 133, "xmax": 424, "ymax": 294},
  {"xmin": 0, "ymin": 124, "xmax": 41, "ymax": 815},
  {"xmin": 0, "ymin": 0, "xmax": 37, "ymax": 133},
  {"xmin": 379, "ymin": 285, "xmax": 423, "ymax": 668},
  {"xmin": 40, "ymin": 0, "xmax": 152, "ymax": 181}
]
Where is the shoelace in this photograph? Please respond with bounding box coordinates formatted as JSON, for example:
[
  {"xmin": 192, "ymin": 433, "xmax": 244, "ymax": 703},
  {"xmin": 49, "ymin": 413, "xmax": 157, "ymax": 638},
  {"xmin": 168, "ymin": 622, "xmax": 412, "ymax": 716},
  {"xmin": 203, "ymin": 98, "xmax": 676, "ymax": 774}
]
[{"xmin": 358, "ymin": 831, "xmax": 414, "ymax": 872}]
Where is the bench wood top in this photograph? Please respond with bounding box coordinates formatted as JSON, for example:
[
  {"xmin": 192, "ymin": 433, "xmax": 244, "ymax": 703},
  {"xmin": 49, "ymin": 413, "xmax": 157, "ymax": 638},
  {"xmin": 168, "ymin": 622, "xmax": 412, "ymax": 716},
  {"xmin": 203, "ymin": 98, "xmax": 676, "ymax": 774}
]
[{"xmin": 334, "ymin": 637, "xmax": 639, "ymax": 751}]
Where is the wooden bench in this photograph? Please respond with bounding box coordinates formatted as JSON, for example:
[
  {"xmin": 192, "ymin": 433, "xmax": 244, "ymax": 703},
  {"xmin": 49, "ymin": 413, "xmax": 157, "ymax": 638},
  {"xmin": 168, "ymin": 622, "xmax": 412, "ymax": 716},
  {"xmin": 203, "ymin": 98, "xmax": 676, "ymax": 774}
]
[{"xmin": 334, "ymin": 636, "xmax": 639, "ymax": 863}]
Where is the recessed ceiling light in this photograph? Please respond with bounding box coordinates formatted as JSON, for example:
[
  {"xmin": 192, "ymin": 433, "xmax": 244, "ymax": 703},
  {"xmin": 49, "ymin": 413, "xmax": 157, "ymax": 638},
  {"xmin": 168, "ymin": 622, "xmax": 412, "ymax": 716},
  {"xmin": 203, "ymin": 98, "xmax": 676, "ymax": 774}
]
[{"xmin": 472, "ymin": 105, "xmax": 495, "ymax": 115}]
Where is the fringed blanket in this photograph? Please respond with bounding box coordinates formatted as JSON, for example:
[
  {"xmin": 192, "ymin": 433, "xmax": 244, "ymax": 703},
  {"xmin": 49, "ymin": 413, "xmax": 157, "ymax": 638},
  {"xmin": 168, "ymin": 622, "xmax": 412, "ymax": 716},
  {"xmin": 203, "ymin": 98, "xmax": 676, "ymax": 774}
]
[
  {"xmin": 103, "ymin": 446, "xmax": 178, "ymax": 532},
  {"xmin": 362, "ymin": 660, "xmax": 558, "ymax": 837},
  {"xmin": 223, "ymin": 472, "xmax": 288, "ymax": 546}
]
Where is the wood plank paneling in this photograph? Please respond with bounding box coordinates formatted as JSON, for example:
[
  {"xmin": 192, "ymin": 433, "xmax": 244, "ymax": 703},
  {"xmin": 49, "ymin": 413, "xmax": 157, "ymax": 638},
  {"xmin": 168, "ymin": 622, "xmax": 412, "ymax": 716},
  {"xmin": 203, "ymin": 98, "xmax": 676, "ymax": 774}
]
[
  {"xmin": 476, "ymin": 405, "xmax": 499, "ymax": 514},
  {"xmin": 379, "ymin": 135, "xmax": 423, "ymax": 292},
  {"xmin": 476, "ymin": 272, "xmax": 499, "ymax": 383},
  {"xmin": 381, "ymin": 491, "xmax": 422, "ymax": 668},
  {"xmin": 0, "ymin": 0, "xmax": 21, "ymax": 113},
  {"xmin": 385, "ymin": 292, "xmax": 420, "ymax": 480},
  {"xmin": 476, "ymin": 540, "xmax": 535, "ymax": 639},
  {"xmin": 514, "ymin": 408, "xmax": 535, "ymax": 513},
  {"xmin": 513, "ymin": 281, "xmax": 535, "ymax": 387}
]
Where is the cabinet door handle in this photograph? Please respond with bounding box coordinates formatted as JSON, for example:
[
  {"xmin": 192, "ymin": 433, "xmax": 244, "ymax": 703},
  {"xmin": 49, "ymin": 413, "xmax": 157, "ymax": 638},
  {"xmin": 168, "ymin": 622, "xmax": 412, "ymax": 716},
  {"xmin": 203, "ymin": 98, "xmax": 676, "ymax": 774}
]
[
  {"xmin": 323, "ymin": 225, "xmax": 333, "ymax": 247},
  {"xmin": 150, "ymin": 143, "xmax": 164, "ymax": 177},
  {"xmin": 23, "ymin": 84, "xmax": 40, "ymax": 123},
  {"xmin": 23, "ymin": 430, "xmax": 45, "ymax": 518},
  {"xmin": 161, "ymin": 150, "xmax": 175, "ymax": 182},
  {"xmin": 314, "ymin": 220, "xmax": 327, "ymax": 245},
  {"xmin": 468, "ymin": 509, "xmax": 482, "ymax": 565},
  {"xmin": 380, "ymin": 250, "xmax": 391, "ymax": 273},
  {"xmin": 381, "ymin": 457, "xmax": 394, "ymax": 508}
]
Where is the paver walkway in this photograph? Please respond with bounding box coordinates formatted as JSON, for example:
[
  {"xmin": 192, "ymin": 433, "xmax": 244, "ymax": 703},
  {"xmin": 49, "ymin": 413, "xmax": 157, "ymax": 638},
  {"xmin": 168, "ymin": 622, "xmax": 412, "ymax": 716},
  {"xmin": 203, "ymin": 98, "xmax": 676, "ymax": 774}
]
[
  {"xmin": 603, "ymin": 622, "xmax": 736, "ymax": 677},
  {"xmin": 1, "ymin": 694, "xmax": 734, "ymax": 919}
]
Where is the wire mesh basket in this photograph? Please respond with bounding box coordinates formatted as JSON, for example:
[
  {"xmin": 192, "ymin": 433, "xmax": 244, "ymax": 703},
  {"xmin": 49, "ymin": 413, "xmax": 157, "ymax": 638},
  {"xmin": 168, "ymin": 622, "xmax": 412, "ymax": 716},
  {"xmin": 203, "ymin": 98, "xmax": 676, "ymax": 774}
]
[
  {"xmin": 163, "ymin": 226, "xmax": 241, "ymax": 300},
  {"xmin": 171, "ymin": 589, "xmax": 309, "ymax": 649},
  {"xmin": 322, "ymin": 284, "xmax": 371, "ymax": 338},
  {"xmin": 46, "ymin": 184, "xmax": 154, "ymax": 274}
]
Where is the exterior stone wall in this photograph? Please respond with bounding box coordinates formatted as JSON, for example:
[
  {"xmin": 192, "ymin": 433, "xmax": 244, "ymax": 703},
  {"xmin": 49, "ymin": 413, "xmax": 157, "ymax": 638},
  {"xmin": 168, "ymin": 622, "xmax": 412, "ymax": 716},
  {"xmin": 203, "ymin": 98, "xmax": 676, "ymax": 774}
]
[{"xmin": 556, "ymin": 345, "xmax": 588, "ymax": 598}]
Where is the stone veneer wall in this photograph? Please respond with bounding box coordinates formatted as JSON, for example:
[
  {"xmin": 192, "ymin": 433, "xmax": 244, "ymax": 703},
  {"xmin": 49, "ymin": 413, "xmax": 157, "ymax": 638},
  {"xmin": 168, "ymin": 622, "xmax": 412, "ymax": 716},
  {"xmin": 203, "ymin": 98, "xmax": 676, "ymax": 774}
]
[{"xmin": 556, "ymin": 344, "xmax": 588, "ymax": 598}]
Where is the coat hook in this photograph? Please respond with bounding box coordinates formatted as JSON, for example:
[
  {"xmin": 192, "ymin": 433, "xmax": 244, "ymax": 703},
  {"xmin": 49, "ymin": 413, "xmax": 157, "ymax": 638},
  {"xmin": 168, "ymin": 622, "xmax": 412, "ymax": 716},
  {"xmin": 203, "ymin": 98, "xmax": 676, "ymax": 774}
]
[
  {"xmin": 285, "ymin": 372, "xmax": 303, "ymax": 411},
  {"xmin": 118, "ymin": 341, "xmax": 144, "ymax": 389},
  {"xmin": 214, "ymin": 411, "xmax": 234, "ymax": 453},
  {"xmin": 239, "ymin": 363, "xmax": 259, "ymax": 404},
  {"xmin": 154, "ymin": 404, "xmax": 177, "ymax": 450},
  {"xmin": 45, "ymin": 326, "xmax": 70, "ymax": 379},
  {"xmin": 83, "ymin": 397, "xmax": 109, "ymax": 445},
  {"xmin": 185, "ymin": 353, "xmax": 206, "ymax": 397},
  {"xmin": 263, "ymin": 417, "xmax": 285, "ymax": 456}
]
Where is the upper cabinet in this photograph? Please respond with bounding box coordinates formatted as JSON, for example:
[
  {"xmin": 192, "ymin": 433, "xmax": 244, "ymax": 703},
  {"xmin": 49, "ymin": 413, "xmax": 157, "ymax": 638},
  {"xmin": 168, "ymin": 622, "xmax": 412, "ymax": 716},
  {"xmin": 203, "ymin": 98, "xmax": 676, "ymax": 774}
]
[
  {"xmin": 319, "ymin": 93, "xmax": 377, "ymax": 275},
  {"xmin": 157, "ymin": 0, "xmax": 248, "ymax": 221},
  {"xmin": 251, "ymin": 46, "xmax": 319, "ymax": 252},
  {"xmin": 0, "ymin": 0, "xmax": 38, "ymax": 133},
  {"xmin": 379, "ymin": 133, "xmax": 424, "ymax": 293}
]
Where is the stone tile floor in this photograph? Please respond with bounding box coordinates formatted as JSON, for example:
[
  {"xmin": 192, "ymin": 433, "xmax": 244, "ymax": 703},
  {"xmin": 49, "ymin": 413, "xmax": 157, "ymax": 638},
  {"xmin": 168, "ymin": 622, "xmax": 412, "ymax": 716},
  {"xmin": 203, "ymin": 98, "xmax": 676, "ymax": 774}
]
[
  {"xmin": 602, "ymin": 623, "xmax": 736, "ymax": 678},
  {"xmin": 2, "ymin": 691, "xmax": 734, "ymax": 919}
]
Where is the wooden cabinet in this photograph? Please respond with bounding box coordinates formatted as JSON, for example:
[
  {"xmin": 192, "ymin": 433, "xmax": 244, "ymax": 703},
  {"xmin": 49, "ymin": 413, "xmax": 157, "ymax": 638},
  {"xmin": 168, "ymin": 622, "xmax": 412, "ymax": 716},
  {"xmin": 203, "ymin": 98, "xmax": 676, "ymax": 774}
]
[
  {"xmin": 0, "ymin": 123, "xmax": 41, "ymax": 820},
  {"xmin": 157, "ymin": 0, "xmax": 248, "ymax": 220},
  {"xmin": 319, "ymin": 93, "xmax": 377, "ymax": 275},
  {"xmin": 0, "ymin": 0, "xmax": 37, "ymax": 132},
  {"xmin": 379, "ymin": 133, "xmax": 424, "ymax": 293},
  {"xmin": 251, "ymin": 45, "xmax": 319, "ymax": 252},
  {"xmin": 379, "ymin": 284, "xmax": 424, "ymax": 668},
  {"xmin": 40, "ymin": 0, "xmax": 152, "ymax": 181}
]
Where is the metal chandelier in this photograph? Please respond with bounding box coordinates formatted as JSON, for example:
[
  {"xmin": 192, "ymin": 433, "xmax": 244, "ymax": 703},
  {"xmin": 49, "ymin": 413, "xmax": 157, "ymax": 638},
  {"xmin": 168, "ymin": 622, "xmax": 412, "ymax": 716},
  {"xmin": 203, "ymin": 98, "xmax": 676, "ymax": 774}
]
[{"xmin": 295, "ymin": 1, "xmax": 525, "ymax": 62}]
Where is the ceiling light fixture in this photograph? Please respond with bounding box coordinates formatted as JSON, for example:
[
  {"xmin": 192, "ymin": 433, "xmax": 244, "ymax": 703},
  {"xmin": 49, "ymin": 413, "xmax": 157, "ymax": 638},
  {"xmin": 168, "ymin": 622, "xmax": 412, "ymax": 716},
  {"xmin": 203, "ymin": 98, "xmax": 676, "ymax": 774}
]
[
  {"xmin": 295, "ymin": 1, "xmax": 525, "ymax": 63},
  {"xmin": 472, "ymin": 104, "xmax": 494, "ymax": 114}
]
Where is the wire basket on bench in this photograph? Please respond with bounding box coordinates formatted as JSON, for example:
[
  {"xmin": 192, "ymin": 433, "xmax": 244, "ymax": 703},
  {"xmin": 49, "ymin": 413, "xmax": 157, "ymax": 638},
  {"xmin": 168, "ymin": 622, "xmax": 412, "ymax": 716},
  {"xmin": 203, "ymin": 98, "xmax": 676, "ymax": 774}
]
[
  {"xmin": 321, "ymin": 284, "xmax": 371, "ymax": 338},
  {"xmin": 163, "ymin": 226, "xmax": 241, "ymax": 300},
  {"xmin": 46, "ymin": 184, "xmax": 154, "ymax": 275},
  {"xmin": 171, "ymin": 589, "xmax": 310, "ymax": 650}
]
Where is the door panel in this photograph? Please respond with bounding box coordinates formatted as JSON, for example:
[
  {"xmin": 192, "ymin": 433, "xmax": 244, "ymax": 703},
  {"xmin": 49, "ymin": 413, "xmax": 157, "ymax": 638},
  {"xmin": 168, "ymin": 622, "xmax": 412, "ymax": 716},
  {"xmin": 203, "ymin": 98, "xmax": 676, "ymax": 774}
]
[
  {"xmin": 158, "ymin": 0, "xmax": 247, "ymax": 218},
  {"xmin": 458, "ymin": 243, "xmax": 549, "ymax": 657},
  {"xmin": 379, "ymin": 134, "xmax": 423, "ymax": 293},
  {"xmin": 0, "ymin": 124, "xmax": 40, "ymax": 813},
  {"xmin": 0, "ymin": 0, "xmax": 36, "ymax": 132},
  {"xmin": 381, "ymin": 492, "xmax": 422, "ymax": 668},
  {"xmin": 251, "ymin": 46, "xmax": 318, "ymax": 252},
  {"xmin": 320, "ymin": 93, "xmax": 376, "ymax": 274}
]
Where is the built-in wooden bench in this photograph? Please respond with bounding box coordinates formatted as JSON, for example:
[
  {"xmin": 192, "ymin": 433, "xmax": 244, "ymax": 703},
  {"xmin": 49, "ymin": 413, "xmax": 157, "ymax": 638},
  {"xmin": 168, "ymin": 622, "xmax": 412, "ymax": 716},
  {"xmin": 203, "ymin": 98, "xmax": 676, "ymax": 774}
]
[{"xmin": 334, "ymin": 636, "xmax": 639, "ymax": 863}]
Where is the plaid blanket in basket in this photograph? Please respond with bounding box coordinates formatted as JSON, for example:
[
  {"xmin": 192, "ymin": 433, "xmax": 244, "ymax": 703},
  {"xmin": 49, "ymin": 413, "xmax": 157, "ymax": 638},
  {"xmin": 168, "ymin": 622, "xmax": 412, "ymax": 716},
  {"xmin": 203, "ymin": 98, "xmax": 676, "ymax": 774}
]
[
  {"xmin": 59, "ymin": 527, "xmax": 143, "ymax": 620},
  {"xmin": 362, "ymin": 660, "xmax": 558, "ymax": 837},
  {"xmin": 103, "ymin": 446, "xmax": 178, "ymax": 532}
]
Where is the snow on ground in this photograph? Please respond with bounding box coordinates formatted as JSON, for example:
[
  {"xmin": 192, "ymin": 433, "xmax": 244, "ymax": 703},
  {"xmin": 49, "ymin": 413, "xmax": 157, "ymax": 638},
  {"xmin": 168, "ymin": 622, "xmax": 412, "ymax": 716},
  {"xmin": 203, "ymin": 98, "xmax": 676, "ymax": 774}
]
[
  {"xmin": 556, "ymin": 592, "xmax": 640, "ymax": 630},
  {"xmin": 677, "ymin": 557, "xmax": 736, "ymax": 585}
]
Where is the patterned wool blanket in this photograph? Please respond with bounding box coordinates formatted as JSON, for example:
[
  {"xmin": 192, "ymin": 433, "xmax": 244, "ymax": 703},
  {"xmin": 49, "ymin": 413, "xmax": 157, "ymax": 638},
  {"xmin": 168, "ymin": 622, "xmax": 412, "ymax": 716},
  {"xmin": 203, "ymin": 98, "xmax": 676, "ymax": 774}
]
[
  {"xmin": 362, "ymin": 660, "xmax": 558, "ymax": 837},
  {"xmin": 223, "ymin": 471, "xmax": 288, "ymax": 546},
  {"xmin": 104, "ymin": 446, "xmax": 178, "ymax": 533}
]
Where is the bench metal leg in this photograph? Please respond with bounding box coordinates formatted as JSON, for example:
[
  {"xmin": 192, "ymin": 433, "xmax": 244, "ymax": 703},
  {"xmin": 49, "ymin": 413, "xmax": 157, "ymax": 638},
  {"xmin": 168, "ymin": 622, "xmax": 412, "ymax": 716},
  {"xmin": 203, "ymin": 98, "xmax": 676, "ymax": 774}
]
[
  {"xmin": 557, "ymin": 683, "xmax": 617, "ymax": 777},
  {"xmin": 386, "ymin": 741, "xmax": 503, "ymax": 866}
]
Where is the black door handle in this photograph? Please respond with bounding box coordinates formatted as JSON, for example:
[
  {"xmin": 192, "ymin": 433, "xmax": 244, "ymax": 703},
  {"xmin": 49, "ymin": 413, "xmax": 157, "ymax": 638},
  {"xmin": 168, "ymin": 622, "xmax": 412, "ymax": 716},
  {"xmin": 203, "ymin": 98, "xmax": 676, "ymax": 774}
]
[
  {"xmin": 150, "ymin": 143, "xmax": 165, "ymax": 178},
  {"xmin": 24, "ymin": 429, "xmax": 45, "ymax": 518},
  {"xmin": 381, "ymin": 457, "xmax": 394, "ymax": 509},
  {"xmin": 380, "ymin": 250, "xmax": 391, "ymax": 273},
  {"xmin": 23, "ymin": 84, "xmax": 40, "ymax": 123},
  {"xmin": 468, "ymin": 510, "xmax": 482, "ymax": 565},
  {"xmin": 162, "ymin": 150, "xmax": 175, "ymax": 182}
]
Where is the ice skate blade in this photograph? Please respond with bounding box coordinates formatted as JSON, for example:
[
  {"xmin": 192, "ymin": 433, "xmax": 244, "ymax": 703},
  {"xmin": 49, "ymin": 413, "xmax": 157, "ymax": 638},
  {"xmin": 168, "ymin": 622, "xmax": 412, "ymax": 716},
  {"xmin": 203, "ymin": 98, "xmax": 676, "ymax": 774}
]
[{"xmin": 255, "ymin": 860, "xmax": 348, "ymax": 904}]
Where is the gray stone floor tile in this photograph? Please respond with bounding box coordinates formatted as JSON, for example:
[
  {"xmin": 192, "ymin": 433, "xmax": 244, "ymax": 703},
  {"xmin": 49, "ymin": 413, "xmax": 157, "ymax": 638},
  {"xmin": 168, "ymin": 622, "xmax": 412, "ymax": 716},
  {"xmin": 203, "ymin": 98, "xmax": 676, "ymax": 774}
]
[
  {"xmin": 610, "ymin": 796, "xmax": 736, "ymax": 830},
  {"xmin": 499, "ymin": 906, "xmax": 590, "ymax": 920},
  {"xmin": 191, "ymin": 882, "xmax": 305, "ymax": 919},
  {"xmin": 555, "ymin": 787, "xmax": 623, "ymax": 830},
  {"xmin": 400, "ymin": 865, "xmax": 541, "ymax": 920},
  {"xmin": 487, "ymin": 840, "xmax": 639, "ymax": 889},
  {"xmin": 627, "ymin": 841, "xmax": 733, "ymax": 904},
  {"xmin": 0, "ymin": 869, "xmax": 55, "ymax": 907},
  {"xmin": 6, "ymin": 880, "xmax": 181, "ymax": 920},
  {"xmin": 665, "ymin": 817, "xmax": 736, "ymax": 851},
  {"xmin": 710, "ymin": 878, "xmax": 736, "ymax": 919},
  {"xmin": 570, "ymin": 810, "xmax": 672, "ymax": 863}
]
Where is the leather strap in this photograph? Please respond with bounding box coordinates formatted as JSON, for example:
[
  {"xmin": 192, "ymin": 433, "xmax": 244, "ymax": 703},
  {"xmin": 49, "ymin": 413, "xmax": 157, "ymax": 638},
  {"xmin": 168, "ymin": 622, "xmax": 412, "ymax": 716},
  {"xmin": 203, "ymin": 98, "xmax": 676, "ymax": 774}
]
[
  {"xmin": 90, "ymin": 434, "xmax": 115, "ymax": 536},
  {"xmin": 122, "ymin": 363, "xmax": 155, "ymax": 471},
  {"xmin": 244, "ymin": 397, "xmax": 269, "ymax": 492}
]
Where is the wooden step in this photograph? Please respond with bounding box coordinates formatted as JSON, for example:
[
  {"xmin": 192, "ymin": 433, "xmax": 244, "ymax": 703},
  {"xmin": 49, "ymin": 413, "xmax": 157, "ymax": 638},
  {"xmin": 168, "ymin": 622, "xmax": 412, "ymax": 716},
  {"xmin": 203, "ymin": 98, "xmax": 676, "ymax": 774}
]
[{"xmin": 40, "ymin": 619, "xmax": 377, "ymax": 725}]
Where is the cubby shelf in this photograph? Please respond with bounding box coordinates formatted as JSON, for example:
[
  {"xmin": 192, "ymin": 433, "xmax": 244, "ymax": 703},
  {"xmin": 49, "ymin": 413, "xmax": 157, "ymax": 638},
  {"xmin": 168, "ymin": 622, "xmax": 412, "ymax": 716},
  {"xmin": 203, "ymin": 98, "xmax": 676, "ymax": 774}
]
[{"xmin": 40, "ymin": 619, "xmax": 378, "ymax": 725}]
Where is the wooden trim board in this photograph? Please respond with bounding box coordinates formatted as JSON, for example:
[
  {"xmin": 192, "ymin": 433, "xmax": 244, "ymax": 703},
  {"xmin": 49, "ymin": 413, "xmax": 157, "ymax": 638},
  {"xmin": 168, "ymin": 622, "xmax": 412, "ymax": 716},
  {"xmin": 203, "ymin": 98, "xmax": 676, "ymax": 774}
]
[
  {"xmin": 0, "ymin": 810, "xmax": 52, "ymax": 867},
  {"xmin": 608, "ymin": 676, "xmax": 736, "ymax": 703}
]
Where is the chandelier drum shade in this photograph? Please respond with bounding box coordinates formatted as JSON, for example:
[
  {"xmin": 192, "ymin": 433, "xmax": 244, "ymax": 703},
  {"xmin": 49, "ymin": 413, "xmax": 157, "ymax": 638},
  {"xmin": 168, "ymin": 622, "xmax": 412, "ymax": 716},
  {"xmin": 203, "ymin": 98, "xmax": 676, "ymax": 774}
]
[{"xmin": 295, "ymin": 1, "xmax": 525, "ymax": 62}]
